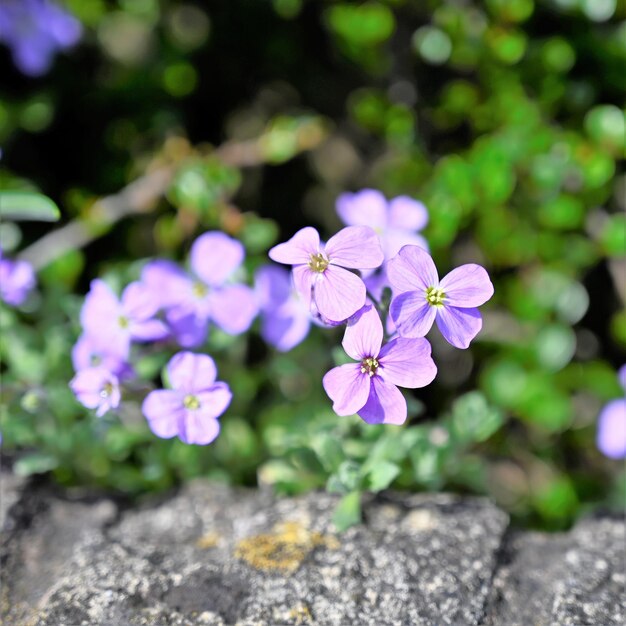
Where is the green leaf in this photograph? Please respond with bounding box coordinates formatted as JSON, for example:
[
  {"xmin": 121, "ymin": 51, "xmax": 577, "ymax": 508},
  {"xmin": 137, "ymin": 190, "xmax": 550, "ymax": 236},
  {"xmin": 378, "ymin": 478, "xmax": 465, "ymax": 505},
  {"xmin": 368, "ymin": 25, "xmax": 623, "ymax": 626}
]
[
  {"xmin": 364, "ymin": 460, "xmax": 400, "ymax": 491},
  {"xmin": 14, "ymin": 452, "xmax": 59, "ymax": 476},
  {"xmin": 451, "ymin": 391, "xmax": 504, "ymax": 444},
  {"xmin": 312, "ymin": 432, "xmax": 345, "ymax": 473},
  {"xmin": 0, "ymin": 191, "xmax": 61, "ymax": 222},
  {"xmin": 332, "ymin": 491, "xmax": 361, "ymax": 532}
]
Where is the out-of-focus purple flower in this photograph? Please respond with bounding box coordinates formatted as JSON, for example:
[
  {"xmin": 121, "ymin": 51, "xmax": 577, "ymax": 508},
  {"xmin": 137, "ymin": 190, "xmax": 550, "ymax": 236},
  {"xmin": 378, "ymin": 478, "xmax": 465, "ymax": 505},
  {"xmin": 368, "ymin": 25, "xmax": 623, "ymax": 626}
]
[
  {"xmin": 0, "ymin": 247, "xmax": 35, "ymax": 306},
  {"xmin": 269, "ymin": 226, "xmax": 384, "ymax": 323},
  {"xmin": 336, "ymin": 189, "xmax": 429, "ymax": 260},
  {"xmin": 142, "ymin": 351, "xmax": 232, "ymax": 445},
  {"xmin": 388, "ymin": 245, "xmax": 494, "ymax": 349},
  {"xmin": 69, "ymin": 367, "xmax": 121, "ymax": 417},
  {"xmin": 323, "ymin": 305, "xmax": 436, "ymax": 425},
  {"xmin": 255, "ymin": 265, "xmax": 311, "ymax": 352},
  {"xmin": 80, "ymin": 279, "xmax": 169, "ymax": 357},
  {"xmin": 0, "ymin": 0, "xmax": 82, "ymax": 77},
  {"xmin": 71, "ymin": 333, "xmax": 133, "ymax": 379},
  {"xmin": 141, "ymin": 233, "xmax": 258, "ymax": 348},
  {"xmin": 597, "ymin": 364, "xmax": 626, "ymax": 460}
]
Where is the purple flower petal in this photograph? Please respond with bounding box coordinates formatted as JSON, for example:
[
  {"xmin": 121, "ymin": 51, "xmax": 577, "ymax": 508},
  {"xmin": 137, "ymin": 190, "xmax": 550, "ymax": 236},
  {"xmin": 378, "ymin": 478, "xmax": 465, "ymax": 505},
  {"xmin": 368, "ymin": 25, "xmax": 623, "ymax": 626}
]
[
  {"xmin": 617, "ymin": 365, "xmax": 626, "ymax": 392},
  {"xmin": 70, "ymin": 367, "xmax": 120, "ymax": 417},
  {"xmin": 0, "ymin": 257, "xmax": 35, "ymax": 306},
  {"xmin": 342, "ymin": 304, "xmax": 383, "ymax": 360},
  {"xmin": 255, "ymin": 265, "xmax": 292, "ymax": 309},
  {"xmin": 292, "ymin": 265, "xmax": 314, "ymax": 308},
  {"xmin": 388, "ymin": 196, "xmax": 429, "ymax": 231},
  {"xmin": 597, "ymin": 399, "xmax": 626, "ymax": 460},
  {"xmin": 435, "ymin": 306, "xmax": 482, "ymax": 349},
  {"xmin": 261, "ymin": 305, "xmax": 311, "ymax": 352},
  {"xmin": 387, "ymin": 245, "xmax": 439, "ymax": 293},
  {"xmin": 378, "ymin": 337, "xmax": 437, "ymax": 388},
  {"xmin": 384, "ymin": 229, "xmax": 429, "ymax": 259},
  {"xmin": 190, "ymin": 232, "xmax": 245, "ymax": 287},
  {"xmin": 269, "ymin": 227, "xmax": 320, "ymax": 265},
  {"xmin": 71, "ymin": 333, "xmax": 130, "ymax": 377},
  {"xmin": 141, "ymin": 260, "xmax": 192, "ymax": 310},
  {"xmin": 390, "ymin": 291, "xmax": 436, "ymax": 338},
  {"xmin": 166, "ymin": 308, "xmax": 208, "ymax": 348},
  {"xmin": 322, "ymin": 363, "xmax": 371, "ymax": 416},
  {"xmin": 439, "ymin": 264, "xmax": 494, "ymax": 308},
  {"xmin": 314, "ymin": 265, "xmax": 366, "ymax": 322},
  {"xmin": 336, "ymin": 189, "xmax": 387, "ymax": 230},
  {"xmin": 209, "ymin": 284, "xmax": 258, "ymax": 335},
  {"xmin": 178, "ymin": 412, "xmax": 221, "ymax": 445},
  {"xmin": 121, "ymin": 281, "xmax": 160, "ymax": 320},
  {"xmin": 130, "ymin": 319, "xmax": 170, "ymax": 342},
  {"xmin": 196, "ymin": 383, "xmax": 233, "ymax": 419},
  {"xmin": 142, "ymin": 390, "xmax": 184, "ymax": 439},
  {"xmin": 167, "ymin": 351, "xmax": 217, "ymax": 393},
  {"xmin": 357, "ymin": 377, "xmax": 407, "ymax": 425},
  {"xmin": 325, "ymin": 226, "xmax": 384, "ymax": 270}
]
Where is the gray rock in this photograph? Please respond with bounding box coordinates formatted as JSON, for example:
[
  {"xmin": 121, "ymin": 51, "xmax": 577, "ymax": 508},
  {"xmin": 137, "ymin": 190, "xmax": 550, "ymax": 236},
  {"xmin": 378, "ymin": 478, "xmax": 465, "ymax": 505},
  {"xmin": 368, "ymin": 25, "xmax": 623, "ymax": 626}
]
[
  {"xmin": 484, "ymin": 516, "xmax": 626, "ymax": 626},
  {"xmin": 1, "ymin": 477, "xmax": 624, "ymax": 626}
]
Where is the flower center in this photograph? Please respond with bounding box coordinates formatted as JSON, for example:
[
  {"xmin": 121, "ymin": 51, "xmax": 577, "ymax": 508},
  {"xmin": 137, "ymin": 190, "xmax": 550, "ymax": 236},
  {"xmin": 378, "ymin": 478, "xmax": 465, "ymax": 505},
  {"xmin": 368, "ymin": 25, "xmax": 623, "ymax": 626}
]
[
  {"xmin": 100, "ymin": 382, "xmax": 113, "ymax": 398},
  {"xmin": 192, "ymin": 281, "xmax": 208, "ymax": 298},
  {"xmin": 183, "ymin": 394, "xmax": 201, "ymax": 410},
  {"xmin": 308, "ymin": 252, "xmax": 329, "ymax": 273},
  {"xmin": 118, "ymin": 315, "xmax": 129, "ymax": 329},
  {"xmin": 425, "ymin": 286, "xmax": 445, "ymax": 306},
  {"xmin": 360, "ymin": 356, "xmax": 379, "ymax": 377}
]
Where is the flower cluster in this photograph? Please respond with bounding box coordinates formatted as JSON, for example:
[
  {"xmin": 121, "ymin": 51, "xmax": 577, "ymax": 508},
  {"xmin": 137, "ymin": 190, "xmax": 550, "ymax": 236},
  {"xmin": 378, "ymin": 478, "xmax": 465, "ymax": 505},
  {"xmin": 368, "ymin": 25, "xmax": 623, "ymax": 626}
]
[
  {"xmin": 69, "ymin": 191, "xmax": 494, "ymax": 443},
  {"xmin": 0, "ymin": 0, "xmax": 82, "ymax": 77},
  {"xmin": 0, "ymin": 247, "xmax": 36, "ymax": 306}
]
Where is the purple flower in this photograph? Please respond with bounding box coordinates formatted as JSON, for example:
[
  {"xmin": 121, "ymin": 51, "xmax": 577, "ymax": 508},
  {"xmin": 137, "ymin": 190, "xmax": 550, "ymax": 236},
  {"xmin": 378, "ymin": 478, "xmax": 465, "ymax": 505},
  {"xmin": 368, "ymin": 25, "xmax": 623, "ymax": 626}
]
[
  {"xmin": 0, "ymin": 0, "xmax": 82, "ymax": 77},
  {"xmin": 388, "ymin": 245, "xmax": 494, "ymax": 349},
  {"xmin": 71, "ymin": 333, "xmax": 132, "ymax": 379},
  {"xmin": 142, "ymin": 351, "xmax": 232, "ymax": 445},
  {"xmin": 80, "ymin": 279, "xmax": 169, "ymax": 357},
  {"xmin": 255, "ymin": 265, "xmax": 311, "ymax": 351},
  {"xmin": 597, "ymin": 365, "xmax": 626, "ymax": 460},
  {"xmin": 69, "ymin": 367, "xmax": 121, "ymax": 417},
  {"xmin": 336, "ymin": 189, "xmax": 429, "ymax": 260},
  {"xmin": 322, "ymin": 305, "xmax": 437, "ymax": 425},
  {"xmin": 141, "ymin": 233, "xmax": 258, "ymax": 348},
  {"xmin": 0, "ymin": 248, "xmax": 35, "ymax": 306},
  {"xmin": 268, "ymin": 226, "xmax": 384, "ymax": 323}
]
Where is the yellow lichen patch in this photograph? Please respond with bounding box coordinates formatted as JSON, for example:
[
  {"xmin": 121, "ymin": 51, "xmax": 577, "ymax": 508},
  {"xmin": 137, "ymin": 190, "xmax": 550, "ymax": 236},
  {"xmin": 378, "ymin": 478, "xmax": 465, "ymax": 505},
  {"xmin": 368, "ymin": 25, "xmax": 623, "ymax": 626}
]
[
  {"xmin": 195, "ymin": 531, "xmax": 221, "ymax": 549},
  {"xmin": 234, "ymin": 520, "xmax": 339, "ymax": 573},
  {"xmin": 288, "ymin": 603, "xmax": 313, "ymax": 625}
]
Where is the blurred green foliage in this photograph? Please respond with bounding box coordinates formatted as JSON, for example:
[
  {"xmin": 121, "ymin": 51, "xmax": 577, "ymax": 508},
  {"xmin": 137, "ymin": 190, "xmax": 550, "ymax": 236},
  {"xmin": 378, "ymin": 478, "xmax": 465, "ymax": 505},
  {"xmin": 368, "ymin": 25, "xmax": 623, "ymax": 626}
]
[{"xmin": 0, "ymin": 0, "xmax": 625, "ymax": 530}]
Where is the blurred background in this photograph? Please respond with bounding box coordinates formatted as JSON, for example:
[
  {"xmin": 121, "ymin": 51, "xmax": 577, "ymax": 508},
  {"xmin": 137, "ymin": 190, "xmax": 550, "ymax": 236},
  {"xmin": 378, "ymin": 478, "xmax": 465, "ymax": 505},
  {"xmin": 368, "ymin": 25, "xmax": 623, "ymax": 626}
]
[{"xmin": 0, "ymin": 0, "xmax": 624, "ymax": 530}]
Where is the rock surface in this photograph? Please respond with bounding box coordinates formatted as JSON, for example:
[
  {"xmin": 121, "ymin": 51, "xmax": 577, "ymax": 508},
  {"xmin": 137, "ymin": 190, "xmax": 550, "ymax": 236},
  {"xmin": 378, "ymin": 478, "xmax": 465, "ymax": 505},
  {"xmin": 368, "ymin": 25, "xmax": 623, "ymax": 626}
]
[{"xmin": 1, "ymin": 473, "xmax": 624, "ymax": 626}]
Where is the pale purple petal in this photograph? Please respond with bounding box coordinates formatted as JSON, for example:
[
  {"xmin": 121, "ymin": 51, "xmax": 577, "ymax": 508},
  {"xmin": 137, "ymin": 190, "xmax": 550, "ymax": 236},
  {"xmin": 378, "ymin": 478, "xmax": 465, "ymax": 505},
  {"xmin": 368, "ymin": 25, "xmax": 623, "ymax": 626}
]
[
  {"xmin": 209, "ymin": 284, "xmax": 258, "ymax": 335},
  {"xmin": 363, "ymin": 267, "xmax": 391, "ymax": 302},
  {"xmin": 383, "ymin": 229, "xmax": 429, "ymax": 260},
  {"xmin": 71, "ymin": 334, "xmax": 130, "ymax": 377},
  {"xmin": 313, "ymin": 265, "xmax": 366, "ymax": 322},
  {"xmin": 357, "ymin": 377, "xmax": 407, "ymax": 425},
  {"xmin": 0, "ymin": 258, "xmax": 35, "ymax": 305},
  {"xmin": 435, "ymin": 306, "xmax": 482, "ymax": 349},
  {"xmin": 121, "ymin": 281, "xmax": 160, "ymax": 320},
  {"xmin": 269, "ymin": 227, "xmax": 320, "ymax": 265},
  {"xmin": 167, "ymin": 351, "xmax": 217, "ymax": 393},
  {"xmin": 322, "ymin": 364, "xmax": 371, "ymax": 416},
  {"xmin": 195, "ymin": 383, "xmax": 233, "ymax": 420},
  {"xmin": 80, "ymin": 279, "xmax": 123, "ymax": 332},
  {"xmin": 342, "ymin": 304, "xmax": 383, "ymax": 360},
  {"xmin": 292, "ymin": 265, "xmax": 315, "ymax": 308},
  {"xmin": 179, "ymin": 412, "xmax": 221, "ymax": 445},
  {"xmin": 142, "ymin": 390, "xmax": 184, "ymax": 439},
  {"xmin": 255, "ymin": 265, "xmax": 291, "ymax": 309},
  {"xmin": 439, "ymin": 264, "xmax": 494, "ymax": 308},
  {"xmin": 70, "ymin": 367, "xmax": 120, "ymax": 416},
  {"xmin": 166, "ymin": 308, "xmax": 208, "ymax": 348},
  {"xmin": 336, "ymin": 189, "xmax": 388, "ymax": 230},
  {"xmin": 388, "ymin": 196, "xmax": 429, "ymax": 231},
  {"xmin": 387, "ymin": 245, "xmax": 439, "ymax": 293},
  {"xmin": 141, "ymin": 260, "xmax": 192, "ymax": 310},
  {"xmin": 325, "ymin": 226, "xmax": 384, "ymax": 270},
  {"xmin": 261, "ymin": 305, "xmax": 311, "ymax": 351},
  {"xmin": 130, "ymin": 318, "xmax": 170, "ymax": 342},
  {"xmin": 191, "ymin": 231, "xmax": 245, "ymax": 287},
  {"xmin": 597, "ymin": 399, "xmax": 626, "ymax": 460},
  {"xmin": 390, "ymin": 291, "xmax": 436, "ymax": 338},
  {"xmin": 378, "ymin": 337, "xmax": 437, "ymax": 388}
]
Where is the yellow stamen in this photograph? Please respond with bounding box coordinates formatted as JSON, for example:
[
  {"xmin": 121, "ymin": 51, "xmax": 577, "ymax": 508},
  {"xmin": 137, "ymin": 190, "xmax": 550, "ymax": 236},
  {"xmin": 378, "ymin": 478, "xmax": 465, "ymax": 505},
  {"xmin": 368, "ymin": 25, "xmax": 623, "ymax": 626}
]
[
  {"xmin": 360, "ymin": 356, "xmax": 379, "ymax": 377},
  {"xmin": 425, "ymin": 286, "xmax": 445, "ymax": 306},
  {"xmin": 308, "ymin": 253, "xmax": 329, "ymax": 273}
]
